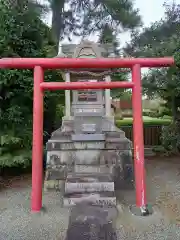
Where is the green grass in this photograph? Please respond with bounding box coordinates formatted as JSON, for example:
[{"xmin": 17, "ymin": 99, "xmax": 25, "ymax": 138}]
[{"xmin": 115, "ymin": 116, "xmax": 172, "ymax": 127}]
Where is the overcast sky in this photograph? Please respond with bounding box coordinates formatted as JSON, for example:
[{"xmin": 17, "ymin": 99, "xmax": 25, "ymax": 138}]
[{"xmin": 41, "ymin": 0, "xmax": 180, "ymax": 46}]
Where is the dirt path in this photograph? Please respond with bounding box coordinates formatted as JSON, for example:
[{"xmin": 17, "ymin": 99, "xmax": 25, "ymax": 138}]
[{"xmin": 0, "ymin": 157, "xmax": 180, "ymax": 240}]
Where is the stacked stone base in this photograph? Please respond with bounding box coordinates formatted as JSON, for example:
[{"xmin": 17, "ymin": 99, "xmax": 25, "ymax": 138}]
[
  {"xmin": 64, "ymin": 173, "xmax": 116, "ymax": 206},
  {"xmin": 44, "ymin": 119, "xmax": 134, "ymax": 207}
]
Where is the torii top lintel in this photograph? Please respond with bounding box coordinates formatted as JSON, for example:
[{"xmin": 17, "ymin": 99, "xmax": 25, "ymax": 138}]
[{"xmin": 0, "ymin": 57, "xmax": 174, "ymax": 69}]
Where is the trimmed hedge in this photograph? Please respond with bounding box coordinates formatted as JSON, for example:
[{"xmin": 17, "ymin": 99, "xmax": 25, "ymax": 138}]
[{"xmin": 115, "ymin": 117, "xmax": 171, "ymax": 127}]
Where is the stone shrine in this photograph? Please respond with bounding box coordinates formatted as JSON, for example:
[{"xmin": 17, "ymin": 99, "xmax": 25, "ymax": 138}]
[{"xmin": 44, "ymin": 41, "xmax": 134, "ymax": 207}]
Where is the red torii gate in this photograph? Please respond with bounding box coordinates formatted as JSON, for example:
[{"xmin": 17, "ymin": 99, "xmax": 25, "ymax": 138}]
[{"xmin": 0, "ymin": 57, "xmax": 174, "ymax": 214}]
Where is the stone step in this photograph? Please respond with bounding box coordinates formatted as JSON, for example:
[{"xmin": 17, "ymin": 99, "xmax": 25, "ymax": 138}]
[
  {"xmin": 104, "ymin": 131, "xmax": 125, "ymax": 138},
  {"xmin": 105, "ymin": 138, "xmax": 131, "ymax": 150},
  {"xmin": 65, "ymin": 181, "xmax": 114, "ymax": 194},
  {"xmin": 106, "ymin": 138, "xmax": 128, "ymax": 143},
  {"xmin": 45, "ymin": 167, "xmax": 68, "ymax": 181},
  {"xmin": 74, "ymin": 164, "xmax": 115, "ymax": 174},
  {"xmin": 72, "ymin": 134, "xmax": 105, "ymax": 142},
  {"xmin": 46, "ymin": 140, "xmax": 105, "ymax": 151},
  {"xmin": 46, "ymin": 149, "xmax": 132, "ymax": 166},
  {"xmin": 66, "ymin": 173, "xmax": 113, "ymax": 181},
  {"xmin": 65, "ymin": 174, "xmax": 114, "ymax": 193},
  {"xmin": 73, "ymin": 108, "xmax": 104, "ymax": 117},
  {"xmin": 50, "ymin": 130, "xmax": 73, "ymax": 140},
  {"xmin": 64, "ymin": 192, "xmax": 116, "ymax": 207},
  {"xmin": 47, "ymin": 140, "xmax": 131, "ymax": 151}
]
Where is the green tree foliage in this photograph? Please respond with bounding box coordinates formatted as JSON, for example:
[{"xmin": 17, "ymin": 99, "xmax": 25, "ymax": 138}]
[
  {"xmin": 124, "ymin": 2, "xmax": 180, "ymax": 57},
  {"xmin": 98, "ymin": 24, "xmax": 130, "ymax": 99},
  {"xmin": 48, "ymin": 0, "xmax": 142, "ymax": 50},
  {"xmin": 99, "ymin": 24, "xmax": 120, "ymax": 55},
  {"xmin": 124, "ymin": 2, "xmax": 180, "ymax": 120},
  {"xmin": 0, "ymin": 0, "xmax": 64, "ymax": 168},
  {"xmin": 124, "ymin": 2, "xmax": 180, "ymax": 154}
]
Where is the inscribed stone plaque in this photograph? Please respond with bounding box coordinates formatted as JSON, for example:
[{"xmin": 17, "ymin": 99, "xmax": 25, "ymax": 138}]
[
  {"xmin": 77, "ymin": 108, "xmax": 97, "ymax": 113},
  {"xmin": 82, "ymin": 124, "xmax": 96, "ymax": 132},
  {"xmin": 64, "ymin": 192, "xmax": 116, "ymax": 207},
  {"xmin": 78, "ymin": 90, "xmax": 97, "ymax": 102},
  {"xmin": 65, "ymin": 182, "xmax": 114, "ymax": 193}
]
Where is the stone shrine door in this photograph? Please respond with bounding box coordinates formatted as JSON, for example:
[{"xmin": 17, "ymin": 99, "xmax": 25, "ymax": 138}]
[{"xmin": 72, "ymin": 79, "xmax": 105, "ymax": 134}]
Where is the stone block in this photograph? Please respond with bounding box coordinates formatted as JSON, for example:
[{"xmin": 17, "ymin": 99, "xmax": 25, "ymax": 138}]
[
  {"xmin": 72, "ymin": 134, "xmax": 105, "ymax": 141},
  {"xmin": 114, "ymin": 150, "xmax": 134, "ymax": 190},
  {"xmin": 46, "ymin": 149, "xmax": 132, "ymax": 167},
  {"xmin": 99, "ymin": 150, "xmax": 120, "ymax": 165},
  {"xmin": 47, "ymin": 142, "xmax": 75, "ymax": 151},
  {"xmin": 118, "ymin": 150, "xmax": 133, "ymax": 166},
  {"xmin": 74, "ymin": 164, "xmax": 115, "ymax": 174},
  {"xmin": 82, "ymin": 123, "xmax": 96, "ymax": 133},
  {"xmin": 46, "ymin": 151, "xmax": 73, "ymax": 165},
  {"xmin": 102, "ymin": 119, "xmax": 117, "ymax": 131},
  {"xmin": 64, "ymin": 192, "xmax": 116, "ymax": 207},
  {"xmin": 47, "ymin": 149, "xmax": 102, "ymax": 166},
  {"xmin": 45, "ymin": 167, "xmax": 68, "ymax": 180},
  {"xmin": 44, "ymin": 179, "xmax": 63, "ymax": 191},
  {"xmin": 105, "ymin": 131, "xmax": 125, "ymax": 139},
  {"xmin": 65, "ymin": 173, "xmax": 115, "ymax": 193},
  {"xmin": 105, "ymin": 139, "xmax": 131, "ymax": 150},
  {"xmin": 73, "ymin": 108, "xmax": 104, "ymax": 117},
  {"xmin": 66, "ymin": 173, "xmax": 113, "ymax": 181},
  {"xmin": 74, "ymin": 150, "xmax": 120, "ymax": 165},
  {"xmin": 61, "ymin": 120, "xmax": 74, "ymax": 132},
  {"xmin": 48, "ymin": 139, "xmax": 72, "ymax": 143},
  {"xmin": 51, "ymin": 130, "xmax": 73, "ymax": 140},
  {"xmin": 47, "ymin": 140, "xmax": 105, "ymax": 151},
  {"xmin": 74, "ymin": 150, "xmax": 101, "ymax": 165},
  {"xmin": 74, "ymin": 141, "xmax": 105, "ymax": 150},
  {"xmin": 46, "ymin": 149, "xmax": 107, "ymax": 166},
  {"xmin": 73, "ymin": 116, "xmax": 103, "ymax": 133},
  {"xmin": 65, "ymin": 203, "xmax": 117, "ymax": 240}
]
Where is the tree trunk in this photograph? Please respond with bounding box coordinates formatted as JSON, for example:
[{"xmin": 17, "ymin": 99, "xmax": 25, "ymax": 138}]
[{"xmin": 51, "ymin": 0, "xmax": 65, "ymax": 53}]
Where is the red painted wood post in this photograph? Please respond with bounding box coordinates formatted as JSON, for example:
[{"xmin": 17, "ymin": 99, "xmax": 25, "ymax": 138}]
[
  {"xmin": 132, "ymin": 64, "xmax": 147, "ymax": 210},
  {"xmin": 31, "ymin": 66, "xmax": 44, "ymax": 212}
]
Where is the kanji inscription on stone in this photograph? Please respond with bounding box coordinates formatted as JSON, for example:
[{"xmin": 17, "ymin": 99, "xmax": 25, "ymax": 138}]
[{"xmin": 82, "ymin": 124, "xmax": 96, "ymax": 132}]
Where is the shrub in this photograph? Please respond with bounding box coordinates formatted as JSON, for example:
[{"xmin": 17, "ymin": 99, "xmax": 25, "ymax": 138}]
[
  {"xmin": 152, "ymin": 145, "xmax": 166, "ymax": 154},
  {"xmin": 159, "ymin": 106, "xmax": 171, "ymax": 117},
  {"xmin": 142, "ymin": 110, "xmax": 152, "ymax": 117},
  {"xmin": 0, "ymin": 1, "xmax": 63, "ymax": 168},
  {"xmin": 161, "ymin": 121, "xmax": 180, "ymax": 155},
  {"xmin": 162, "ymin": 115, "xmax": 172, "ymax": 119},
  {"xmin": 115, "ymin": 118, "xmax": 171, "ymax": 127},
  {"xmin": 122, "ymin": 110, "xmax": 133, "ymax": 118}
]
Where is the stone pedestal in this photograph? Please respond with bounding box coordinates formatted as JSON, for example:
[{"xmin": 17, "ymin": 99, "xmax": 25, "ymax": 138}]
[
  {"xmin": 65, "ymin": 203, "xmax": 117, "ymax": 240},
  {"xmin": 44, "ymin": 124, "xmax": 134, "ymax": 197}
]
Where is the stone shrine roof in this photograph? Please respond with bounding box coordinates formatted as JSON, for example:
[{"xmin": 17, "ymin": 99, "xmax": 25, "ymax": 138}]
[
  {"xmin": 56, "ymin": 40, "xmax": 123, "ymax": 78},
  {"xmin": 58, "ymin": 40, "xmax": 115, "ymax": 58}
]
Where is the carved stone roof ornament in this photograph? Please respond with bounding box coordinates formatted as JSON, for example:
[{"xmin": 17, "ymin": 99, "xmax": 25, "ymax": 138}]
[
  {"xmin": 55, "ymin": 41, "xmax": 129, "ymax": 78},
  {"xmin": 73, "ymin": 40, "xmax": 102, "ymax": 58},
  {"xmin": 63, "ymin": 41, "xmax": 114, "ymax": 77}
]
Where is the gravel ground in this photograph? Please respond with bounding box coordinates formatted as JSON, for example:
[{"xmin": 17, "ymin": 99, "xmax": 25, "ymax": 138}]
[{"xmin": 0, "ymin": 157, "xmax": 180, "ymax": 240}]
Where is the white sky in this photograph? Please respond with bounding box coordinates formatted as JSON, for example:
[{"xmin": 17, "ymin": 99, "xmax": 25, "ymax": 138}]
[{"xmin": 41, "ymin": 0, "xmax": 180, "ymax": 47}]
